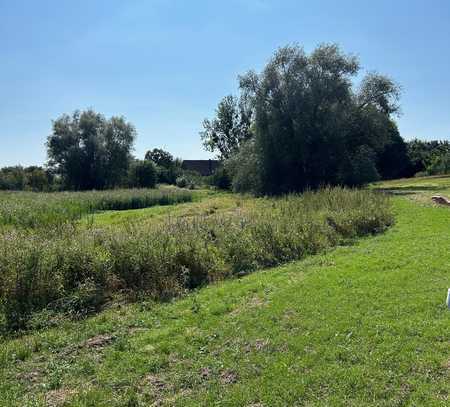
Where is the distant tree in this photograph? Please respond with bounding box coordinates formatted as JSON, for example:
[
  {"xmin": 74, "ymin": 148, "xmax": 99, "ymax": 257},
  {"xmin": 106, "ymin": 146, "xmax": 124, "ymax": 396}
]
[
  {"xmin": 200, "ymin": 95, "xmax": 253, "ymax": 159},
  {"xmin": 144, "ymin": 148, "xmax": 184, "ymax": 184},
  {"xmin": 128, "ymin": 160, "xmax": 157, "ymax": 188},
  {"xmin": 0, "ymin": 166, "xmax": 54, "ymax": 191},
  {"xmin": 427, "ymin": 152, "xmax": 450, "ymax": 175},
  {"xmin": 145, "ymin": 148, "xmax": 174, "ymax": 168},
  {"xmin": 407, "ymin": 139, "xmax": 450, "ymax": 175},
  {"xmin": 47, "ymin": 110, "xmax": 135, "ymax": 190},
  {"xmin": 0, "ymin": 166, "xmax": 26, "ymax": 190},
  {"xmin": 24, "ymin": 166, "xmax": 51, "ymax": 191}
]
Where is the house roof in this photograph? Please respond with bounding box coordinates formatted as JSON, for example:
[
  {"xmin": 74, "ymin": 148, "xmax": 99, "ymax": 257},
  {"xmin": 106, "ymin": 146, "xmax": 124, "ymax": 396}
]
[{"xmin": 181, "ymin": 160, "xmax": 220, "ymax": 176}]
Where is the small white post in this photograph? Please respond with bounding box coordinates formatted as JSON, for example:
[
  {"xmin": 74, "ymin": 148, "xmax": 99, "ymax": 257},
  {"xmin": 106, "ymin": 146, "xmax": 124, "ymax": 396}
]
[{"xmin": 447, "ymin": 289, "xmax": 450, "ymax": 309}]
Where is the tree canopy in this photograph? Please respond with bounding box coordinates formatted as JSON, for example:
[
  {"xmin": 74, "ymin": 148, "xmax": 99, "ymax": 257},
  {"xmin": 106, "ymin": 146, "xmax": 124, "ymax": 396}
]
[
  {"xmin": 210, "ymin": 43, "xmax": 409, "ymax": 194},
  {"xmin": 145, "ymin": 148, "xmax": 174, "ymax": 168},
  {"xmin": 200, "ymin": 95, "xmax": 253, "ymax": 159},
  {"xmin": 47, "ymin": 110, "xmax": 135, "ymax": 190}
]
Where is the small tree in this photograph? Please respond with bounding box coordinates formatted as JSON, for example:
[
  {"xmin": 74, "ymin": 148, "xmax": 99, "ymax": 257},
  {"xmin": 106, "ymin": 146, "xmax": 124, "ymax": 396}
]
[
  {"xmin": 210, "ymin": 166, "xmax": 232, "ymax": 190},
  {"xmin": 200, "ymin": 95, "xmax": 253, "ymax": 159},
  {"xmin": 145, "ymin": 148, "xmax": 174, "ymax": 168}
]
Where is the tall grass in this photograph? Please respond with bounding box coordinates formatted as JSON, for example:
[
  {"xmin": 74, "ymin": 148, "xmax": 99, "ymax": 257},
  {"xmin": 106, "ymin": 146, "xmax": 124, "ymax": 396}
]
[
  {"xmin": 0, "ymin": 188, "xmax": 393, "ymax": 331},
  {"xmin": 0, "ymin": 187, "xmax": 193, "ymax": 228}
]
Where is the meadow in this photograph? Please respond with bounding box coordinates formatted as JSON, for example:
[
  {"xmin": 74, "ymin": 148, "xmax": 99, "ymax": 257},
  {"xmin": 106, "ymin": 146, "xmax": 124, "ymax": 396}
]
[
  {"xmin": 0, "ymin": 178, "xmax": 449, "ymax": 406},
  {"xmin": 0, "ymin": 187, "xmax": 392, "ymax": 333}
]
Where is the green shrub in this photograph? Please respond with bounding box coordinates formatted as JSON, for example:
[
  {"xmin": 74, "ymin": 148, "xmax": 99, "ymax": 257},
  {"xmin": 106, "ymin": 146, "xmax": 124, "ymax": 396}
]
[
  {"xmin": 128, "ymin": 160, "xmax": 157, "ymax": 188},
  {"xmin": 210, "ymin": 166, "xmax": 231, "ymax": 190},
  {"xmin": 176, "ymin": 175, "xmax": 196, "ymax": 189}
]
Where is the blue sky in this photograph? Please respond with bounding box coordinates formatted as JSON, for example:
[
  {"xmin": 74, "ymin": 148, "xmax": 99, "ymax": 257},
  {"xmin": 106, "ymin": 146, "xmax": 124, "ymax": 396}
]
[{"xmin": 1, "ymin": 0, "xmax": 450, "ymax": 166}]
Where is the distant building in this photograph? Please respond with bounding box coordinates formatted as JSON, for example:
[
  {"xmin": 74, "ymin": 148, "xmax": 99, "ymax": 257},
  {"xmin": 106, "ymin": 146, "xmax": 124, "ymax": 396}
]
[{"xmin": 181, "ymin": 160, "xmax": 220, "ymax": 176}]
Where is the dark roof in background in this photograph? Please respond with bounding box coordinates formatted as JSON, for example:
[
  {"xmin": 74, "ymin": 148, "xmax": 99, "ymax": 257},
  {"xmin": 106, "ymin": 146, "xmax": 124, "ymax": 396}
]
[{"xmin": 182, "ymin": 160, "xmax": 220, "ymax": 176}]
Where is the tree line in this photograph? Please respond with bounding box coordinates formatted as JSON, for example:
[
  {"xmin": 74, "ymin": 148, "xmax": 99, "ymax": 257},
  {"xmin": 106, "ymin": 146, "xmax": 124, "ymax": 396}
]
[{"xmin": 0, "ymin": 110, "xmax": 189, "ymax": 191}]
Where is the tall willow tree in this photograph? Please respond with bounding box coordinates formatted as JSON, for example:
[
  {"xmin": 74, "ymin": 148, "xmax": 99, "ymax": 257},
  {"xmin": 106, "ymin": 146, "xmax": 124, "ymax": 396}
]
[{"xmin": 232, "ymin": 44, "xmax": 404, "ymax": 194}]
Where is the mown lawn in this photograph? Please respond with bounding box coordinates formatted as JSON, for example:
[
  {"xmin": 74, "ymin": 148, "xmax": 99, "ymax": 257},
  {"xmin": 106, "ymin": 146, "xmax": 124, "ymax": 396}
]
[{"xmin": 1, "ymin": 189, "xmax": 450, "ymax": 406}]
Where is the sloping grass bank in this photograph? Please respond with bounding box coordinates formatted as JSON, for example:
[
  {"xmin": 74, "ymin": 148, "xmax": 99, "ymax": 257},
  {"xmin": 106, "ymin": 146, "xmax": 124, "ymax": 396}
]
[
  {"xmin": 0, "ymin": 196, "xmax": 449, "ymax": 406},
  {"xmin": 0, "ymin": 188, "xmax": 392, "ymax": 331}
]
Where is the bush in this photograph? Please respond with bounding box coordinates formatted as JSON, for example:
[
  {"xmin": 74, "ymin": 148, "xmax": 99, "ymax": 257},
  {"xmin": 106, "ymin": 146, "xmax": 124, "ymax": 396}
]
[
  {"xmin": 0, "ymin": 188, "xmax": 393, "ymax": 331},
  {"xmin": 176, "ymin": 173, "xmax": 197, "ymax": 189},
  {"xmin": 176, "ymin": 176, "xmax": 189, "ymax": 188},
  {"xmin": 210, "ymin": 166, "xmax": 231, "ymax": 190},
  {"xmin": 128, "ymin": 160, "xmax": 157, "ymax": 188}
]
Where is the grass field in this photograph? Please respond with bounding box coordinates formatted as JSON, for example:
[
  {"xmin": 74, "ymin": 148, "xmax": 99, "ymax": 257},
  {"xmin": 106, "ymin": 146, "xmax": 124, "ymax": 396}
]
[
  {"xmin": 1, "ymin": 188, "xmax": 390, "ymax": 332},
  {"xmin": 1, "ymin": 180, "xmax": 450, "ymax": 406},
  {"xmin": 0, "ymin": 187, "xmax": 194, "ymax": 229}
]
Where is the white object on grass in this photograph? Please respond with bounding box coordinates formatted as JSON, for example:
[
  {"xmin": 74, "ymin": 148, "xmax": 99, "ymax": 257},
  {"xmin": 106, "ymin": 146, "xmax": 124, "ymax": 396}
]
[{"xmin": 447, "ymin": 289, "xmax": 450, "ymax": 309}]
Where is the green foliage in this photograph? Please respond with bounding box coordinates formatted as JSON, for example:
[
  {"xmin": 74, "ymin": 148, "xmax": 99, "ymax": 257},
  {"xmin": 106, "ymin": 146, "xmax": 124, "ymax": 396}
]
[
  {"xmin": 377, "ymin": 130, "xmax": 411, "ymax": 179},
  {"xmin": 426, "ymin": 151, "xmax": 450, "ymax": 175},
  {"xmin": 406, "ymin": 139, "xmax": 450, "ymax": 176},
  {"xmin": 0, "ymin": 188, "xmax": 193, "ymax": 229},
  {"xmin": 406, "ymin": 139, "xmax": 450, "ymax": 175},
  {"xmin": 47, "ymin": 109, "xmax": 136, "ymax": 190},
  {"xmin": 128, "ymin": 160, "xmax": 157, "ymax": 188},
  {"xmin": 143, "ymin": 149, "xmax": 183, "ymax": 185},
  {"xmin": 175, "ymin": 170, "xmax": 205, "ymax": 189},
  {"xmin": 340, "ymin": 145, "xmax": 380, "ymax": 186},
  {"xmin": 209, "ymin": 166, "xmax": 232, "ymax": 190},
  {"xmin": 0, "ymin": 188, "xmax": 392, "ymax": 331},
  {"xmin": 0, "ymin": 166, "xmax": 53, "ymax": 191},
  {"xmin": 156, "ymin": 158, "xmax": 183, "ymax": 184},
  {"xmin": 205, "ymin": 44, "xmax": 405, "ymax": 194},
  {"xmin": 224, "ymin": 140, "xmax": 262, "ymax": 193},
  {"xmin": 175, "ymin": 175, "xmax": 194, "ymax": 189},
  {"xmin": 200, "ymin": 95, "xmax": 253, "ymax": 159},
  {"xmin": 144, "ymin": 148, "xmax": 174, "ymax": 168},
  {"xmin": 0, "ymin": 166, "xmax": 25, "ymax": 190}
]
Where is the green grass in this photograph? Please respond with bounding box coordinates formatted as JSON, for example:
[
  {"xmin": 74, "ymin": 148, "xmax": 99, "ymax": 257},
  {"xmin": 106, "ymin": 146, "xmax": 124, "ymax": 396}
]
[
  {"xmin": 371, "ymin": 174, "xmax": 450, "ymax": 194},
  {"xmin": 1, "ymin": 188, "xmax": 390, "ymax": 331},
  {"xmin": 0, "ymin": 182, "xmax": 449, "ymax": 406},
  {"xmin": 0, "ymin": 187, "xmax": 194, "ymax": 229},
  {"xmin": 85, "ymin": 191, "xmax": 236, "ymax": 227}
]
